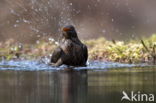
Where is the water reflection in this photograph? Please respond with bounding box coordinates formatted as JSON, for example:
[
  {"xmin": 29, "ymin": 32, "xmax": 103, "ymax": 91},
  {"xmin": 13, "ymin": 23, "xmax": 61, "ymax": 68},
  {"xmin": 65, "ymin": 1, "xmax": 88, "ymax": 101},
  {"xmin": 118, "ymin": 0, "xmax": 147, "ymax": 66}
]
[
  {"xmin": 0, "ymin": 69, "xmax": 88, "ymax": 103},
  {"xmin": 0, "ymin": 67, "xmax": 156, "ymax": 103}
]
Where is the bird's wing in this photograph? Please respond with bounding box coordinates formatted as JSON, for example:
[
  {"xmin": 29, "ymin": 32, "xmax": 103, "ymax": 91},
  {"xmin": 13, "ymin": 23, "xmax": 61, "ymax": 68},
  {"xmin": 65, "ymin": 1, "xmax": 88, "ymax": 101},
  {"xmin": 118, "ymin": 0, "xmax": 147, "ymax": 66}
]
[{"xmin": 51, "ymin": 47, "xmax": 63, "ymax": 63}]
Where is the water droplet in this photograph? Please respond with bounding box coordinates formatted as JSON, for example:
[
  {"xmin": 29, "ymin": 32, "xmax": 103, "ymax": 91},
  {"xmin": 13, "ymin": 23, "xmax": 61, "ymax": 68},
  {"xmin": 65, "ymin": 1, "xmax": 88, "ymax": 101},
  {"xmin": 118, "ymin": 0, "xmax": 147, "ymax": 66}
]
[
  {"xmin": 55, "ymin": 42, "xmax": 59, "ymax": 46},
  {"xmin": 102, "ymin": 30, "xmax": 106, "ymax": 33},
  {"xmin": 36, "ymin": 40, "xmax": 40, "ymax": 44},
  {"xmin": 69, "ymin": 3, "xmax": 72, "ymax": 6},
  {"xmin": 97, "ymin": 0, "xmax": 100, "ymax": 2},
  {"xmin": 14, "ymin": 24, "xmax": 18, "ymax": 27},
  {"xmin": 111, "ymin": 18, "xmax": 114, "ymax": 22},
  {"xmin": 30, "ymin": 26, "xmax": 39, "ymax": 33},
  {"xmin": 23, "ymin": 19, "xmax": 31, "ymax": 24},
  {"xmin": 131, "ymin": 34, "xmax": 135, "ymax": 38},
  {"xmin": 16, "ymin": 20, "xmax": 20, "ymax": 23},
  {"xmin": 37, "ymin": 35, "xmax": 41, "ymax": 37},
  {"xmin": 49, "ymin": 38, "xmax": 55, "ymax": 42}
]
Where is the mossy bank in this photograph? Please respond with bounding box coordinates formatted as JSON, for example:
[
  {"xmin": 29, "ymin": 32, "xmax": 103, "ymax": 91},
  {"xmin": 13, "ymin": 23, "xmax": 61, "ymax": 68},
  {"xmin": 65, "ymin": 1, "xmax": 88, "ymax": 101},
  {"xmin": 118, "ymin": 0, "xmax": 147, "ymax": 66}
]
[{"xmin": 1, "ymin": 34, "xmax": 156, "ymax": 64}]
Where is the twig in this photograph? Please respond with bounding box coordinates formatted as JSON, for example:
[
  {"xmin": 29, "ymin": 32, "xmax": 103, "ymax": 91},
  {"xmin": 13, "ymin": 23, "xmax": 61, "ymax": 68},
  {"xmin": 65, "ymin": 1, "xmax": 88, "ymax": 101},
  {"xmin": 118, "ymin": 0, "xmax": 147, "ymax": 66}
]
[
  {"xmin": 141, "ymin": 40, "xmax": 150, "ymax": 53},
  {"xmin": 141, "ymin": 40, "xmax": 156, "ymax": 64},
  {"xmin": 152, "ymin": 44, "xmax": 156, "ymax": 64},
  {"xmin": 112, "ymin": 39, "xmax": 116, "ymax": 44}
]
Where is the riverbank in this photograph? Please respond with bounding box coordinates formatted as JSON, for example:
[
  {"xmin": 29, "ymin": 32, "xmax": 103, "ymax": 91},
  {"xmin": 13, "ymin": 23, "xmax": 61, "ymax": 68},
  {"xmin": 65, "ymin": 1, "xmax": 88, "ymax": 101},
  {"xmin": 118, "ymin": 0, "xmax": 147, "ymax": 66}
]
[{"xmin": 0, "ymin": 34, "xmax": 156, "ymax": 64}]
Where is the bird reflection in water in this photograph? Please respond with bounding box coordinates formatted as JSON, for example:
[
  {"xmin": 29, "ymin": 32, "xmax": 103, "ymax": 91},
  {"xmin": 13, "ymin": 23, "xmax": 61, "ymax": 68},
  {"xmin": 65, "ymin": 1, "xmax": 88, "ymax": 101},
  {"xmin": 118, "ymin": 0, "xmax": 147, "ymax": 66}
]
[
  {"xmin": 58, "ymin": 69, "xmax": 88, "ymax": 103},
  {"xmin": 0, "ymin": 69, "xmax": 88, "ymax": 103}
]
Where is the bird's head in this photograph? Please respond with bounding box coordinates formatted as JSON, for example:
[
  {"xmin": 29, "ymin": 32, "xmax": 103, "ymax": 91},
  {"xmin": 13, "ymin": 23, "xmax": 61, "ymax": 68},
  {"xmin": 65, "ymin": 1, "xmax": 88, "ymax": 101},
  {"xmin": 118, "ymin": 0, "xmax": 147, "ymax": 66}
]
[{"xmin": 62, "ymin": 25, "xmax": 78, "ymax": 39}]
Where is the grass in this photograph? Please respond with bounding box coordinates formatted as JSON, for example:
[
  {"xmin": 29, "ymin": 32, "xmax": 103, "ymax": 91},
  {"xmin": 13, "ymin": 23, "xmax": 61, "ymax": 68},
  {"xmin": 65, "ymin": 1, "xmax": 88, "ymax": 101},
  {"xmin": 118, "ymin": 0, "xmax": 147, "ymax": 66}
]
[{"xmin": 1, "ymin": 34, "xmax": 156, "ymax": 64}]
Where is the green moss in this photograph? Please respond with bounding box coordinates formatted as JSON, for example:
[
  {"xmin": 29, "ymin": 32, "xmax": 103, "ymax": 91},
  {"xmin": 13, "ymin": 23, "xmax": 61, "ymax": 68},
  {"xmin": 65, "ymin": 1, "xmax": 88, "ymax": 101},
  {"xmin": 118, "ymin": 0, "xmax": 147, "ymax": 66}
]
[{"xmin": 86, "ymin": 34, "xmax": 156, "ymax": 63}]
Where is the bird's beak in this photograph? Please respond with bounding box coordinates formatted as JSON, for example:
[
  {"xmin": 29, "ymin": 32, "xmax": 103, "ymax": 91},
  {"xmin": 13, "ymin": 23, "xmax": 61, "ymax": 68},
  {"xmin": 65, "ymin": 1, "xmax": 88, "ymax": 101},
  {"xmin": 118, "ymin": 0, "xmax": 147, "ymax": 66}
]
[{"xmin": 63, "ymin": 27, "xmax": 71, "ymax": 32}]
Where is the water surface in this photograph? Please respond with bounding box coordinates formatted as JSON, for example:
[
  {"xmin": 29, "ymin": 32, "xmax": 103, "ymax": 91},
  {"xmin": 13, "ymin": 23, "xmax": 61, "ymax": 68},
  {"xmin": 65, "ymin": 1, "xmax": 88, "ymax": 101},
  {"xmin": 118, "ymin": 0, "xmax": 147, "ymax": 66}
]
[{"xmin": 0, "ymin": 60, "xmax": 156, "ymax": 103}]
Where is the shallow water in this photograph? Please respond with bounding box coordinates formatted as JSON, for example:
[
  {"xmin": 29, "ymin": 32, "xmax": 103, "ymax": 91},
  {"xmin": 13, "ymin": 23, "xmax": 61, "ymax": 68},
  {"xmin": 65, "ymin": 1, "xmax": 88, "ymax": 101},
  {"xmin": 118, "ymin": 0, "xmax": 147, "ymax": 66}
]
[
  {"xmin": 0, "ymin": 60, "xmax": 149, "ymax": 71},
  {"xmin": 0, "ymin": 60, "xmax": 156, "ymax": 103}
]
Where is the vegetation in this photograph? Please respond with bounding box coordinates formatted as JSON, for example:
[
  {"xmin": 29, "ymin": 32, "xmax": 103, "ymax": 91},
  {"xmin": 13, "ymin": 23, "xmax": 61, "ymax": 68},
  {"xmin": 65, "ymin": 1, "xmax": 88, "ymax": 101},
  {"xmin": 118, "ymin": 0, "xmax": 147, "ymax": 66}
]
[{"xmin": 1, "ymin": 34, "xmax": 156, "ymax": 64}]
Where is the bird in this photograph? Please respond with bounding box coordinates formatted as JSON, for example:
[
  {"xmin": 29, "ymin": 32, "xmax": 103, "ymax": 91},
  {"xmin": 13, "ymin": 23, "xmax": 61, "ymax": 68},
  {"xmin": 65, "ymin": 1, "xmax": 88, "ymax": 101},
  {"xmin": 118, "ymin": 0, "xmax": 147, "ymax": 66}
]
[{"xmin": 50, "ymin": 25, "xmax": 88, "ymax": 66}]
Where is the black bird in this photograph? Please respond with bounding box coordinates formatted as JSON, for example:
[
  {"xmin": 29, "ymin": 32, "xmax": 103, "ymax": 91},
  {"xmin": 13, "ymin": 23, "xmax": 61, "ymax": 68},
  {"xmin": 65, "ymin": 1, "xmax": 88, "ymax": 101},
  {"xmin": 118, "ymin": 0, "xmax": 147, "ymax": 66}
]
[{"xmin": 50, "ymin": 25, "xmax": 88, "ymax": 66}]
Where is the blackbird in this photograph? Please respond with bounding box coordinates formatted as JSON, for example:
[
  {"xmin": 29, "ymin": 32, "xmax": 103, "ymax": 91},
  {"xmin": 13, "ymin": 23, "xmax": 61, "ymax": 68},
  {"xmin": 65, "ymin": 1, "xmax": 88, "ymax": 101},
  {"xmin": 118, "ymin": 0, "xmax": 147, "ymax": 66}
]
[{"xmin": 50, "ymin": 25, "xmax": 88, "ymax": 66}]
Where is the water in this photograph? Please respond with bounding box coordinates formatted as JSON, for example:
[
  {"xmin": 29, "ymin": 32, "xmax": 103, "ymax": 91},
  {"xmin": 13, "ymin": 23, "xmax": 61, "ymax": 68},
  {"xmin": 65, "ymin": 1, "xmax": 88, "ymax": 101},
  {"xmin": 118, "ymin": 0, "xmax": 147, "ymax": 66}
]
[
  {"xmin": 0, "ymin": 60, "xmax": 149, "ymax": 71},
  {"xmin": 0, "ymin": 60, "xmax": 156, "ymax": 103}
]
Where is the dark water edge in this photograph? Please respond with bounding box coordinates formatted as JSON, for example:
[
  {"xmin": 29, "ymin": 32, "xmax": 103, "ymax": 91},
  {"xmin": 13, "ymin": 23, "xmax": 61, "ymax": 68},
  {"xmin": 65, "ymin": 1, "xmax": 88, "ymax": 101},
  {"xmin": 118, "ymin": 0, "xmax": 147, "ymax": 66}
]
[{"xmin": 0, "ymin": 66, "xmax": 156, "ymax": 103}]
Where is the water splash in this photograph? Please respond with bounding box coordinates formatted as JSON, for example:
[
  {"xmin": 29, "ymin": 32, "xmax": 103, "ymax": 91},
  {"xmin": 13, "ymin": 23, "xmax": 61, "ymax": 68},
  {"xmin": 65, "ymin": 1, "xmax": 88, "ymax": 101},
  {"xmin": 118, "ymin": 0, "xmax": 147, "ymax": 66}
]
[
  {"xmin": 0, "ymin": 60, "xmax": 149, "ymax": 71},
  {"xmin": 3, "ymin": 0, "xmax": 75, "ymax": 42}
]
